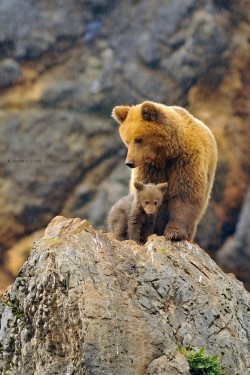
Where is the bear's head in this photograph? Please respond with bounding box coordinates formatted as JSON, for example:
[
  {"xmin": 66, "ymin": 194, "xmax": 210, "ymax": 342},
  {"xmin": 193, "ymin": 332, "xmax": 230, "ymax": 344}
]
[
  {"xmin": 112, "ymin": 101, "xmax": 181, "ymax": 168},
  {"xmin": 134, "ymin": 181, "xmax": 168, "ymax": 216}
]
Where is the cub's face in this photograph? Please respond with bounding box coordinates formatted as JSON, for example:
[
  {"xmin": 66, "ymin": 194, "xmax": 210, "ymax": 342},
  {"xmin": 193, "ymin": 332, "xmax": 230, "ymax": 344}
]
[
  {"xmin": 112, "ymin": 101, "xmax": 167, "ymax": 168},
  {"xmin": 134, "ymin": 182, "xmax": 168, "ymax": 216},
  {"xmin": 139, "ymin": 189, "xmax": 163, "ymax": 216}
]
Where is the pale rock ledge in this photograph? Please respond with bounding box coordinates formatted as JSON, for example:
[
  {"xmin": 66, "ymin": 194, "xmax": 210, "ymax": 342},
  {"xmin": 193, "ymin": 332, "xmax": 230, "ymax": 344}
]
[{"xmin": 0, "ymin": 216, "xmax": 249, "ymax": 374}]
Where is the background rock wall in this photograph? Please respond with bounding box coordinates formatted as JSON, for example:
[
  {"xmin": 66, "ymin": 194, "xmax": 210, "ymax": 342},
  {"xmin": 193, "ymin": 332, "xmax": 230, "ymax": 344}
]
[{"xmin": 0, "ymin": 0, "xmax": 250, "ymax": 290}]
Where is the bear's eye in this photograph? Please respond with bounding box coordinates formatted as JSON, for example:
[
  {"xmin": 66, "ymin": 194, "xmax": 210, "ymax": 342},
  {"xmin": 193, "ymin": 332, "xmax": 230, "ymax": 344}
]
[
  {"xmin": 144, "ymin": 200, "xmax": 149, "ymax": 205},
  {"xmin": 135, "ymin": 137, "xmax": 143, "ymax": 144},
  {"xmin": 154, "ymin": 201, "xmax": 158, "ymax": 206}
]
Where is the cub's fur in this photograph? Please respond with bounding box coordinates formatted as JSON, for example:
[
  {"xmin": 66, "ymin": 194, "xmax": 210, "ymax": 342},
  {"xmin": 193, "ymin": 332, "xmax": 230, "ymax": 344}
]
[{"xmin": 108, "ymin": 182, "xmax": 168, "ymax": 243}]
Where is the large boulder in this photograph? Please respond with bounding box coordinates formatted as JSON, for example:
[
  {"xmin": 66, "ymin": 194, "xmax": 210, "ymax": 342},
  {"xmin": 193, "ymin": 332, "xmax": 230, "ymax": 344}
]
[
  {"xmin": 0, "ymin": 0, "xmax": 250, "ymax": 290},
  {"xmin": 0, "ymin": 216, "xmax": 249, "ymax": 374}
]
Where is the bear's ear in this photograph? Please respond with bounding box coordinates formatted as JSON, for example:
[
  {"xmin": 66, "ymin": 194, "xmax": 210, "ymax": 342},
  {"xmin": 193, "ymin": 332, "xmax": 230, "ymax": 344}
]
[
  {"xmin": 141, "ymin": 101, "xmax": 159, "ymax": 121},
  {"xmin": 112, "ymin": 105, "xmax": 130, "ymax": 124},
  {"xmin": 134, "ymin": 181, "xmax": 145, "ymax": 191},
  {"xmin": 157, "ymin": 182, "xmax": 168, "ymax": 193}
]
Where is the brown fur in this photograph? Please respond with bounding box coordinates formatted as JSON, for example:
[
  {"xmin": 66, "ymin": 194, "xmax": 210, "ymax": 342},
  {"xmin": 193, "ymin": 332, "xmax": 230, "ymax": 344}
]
[
  {"xmin": 112, "ymin": 101, "xmax": 217, "ymax": 241},
  {"xmin": 108, "ymin": 182, "xmax": 168, "ymax": 243}
]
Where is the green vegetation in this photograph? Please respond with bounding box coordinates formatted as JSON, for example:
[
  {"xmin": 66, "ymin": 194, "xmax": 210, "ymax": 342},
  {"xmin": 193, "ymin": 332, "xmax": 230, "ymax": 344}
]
[
  {"xmin": 180, "ymin": 347, "xmax": 227, "ymax": 375},
  {"xmin": 93, "ymin": 63, "xmax": 102, "ymax": 70}
]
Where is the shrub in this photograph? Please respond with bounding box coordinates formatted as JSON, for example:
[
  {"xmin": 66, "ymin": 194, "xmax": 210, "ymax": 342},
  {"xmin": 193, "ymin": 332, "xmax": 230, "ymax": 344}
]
[{"xmin": 181, "ymin": 347, "xmax": 227, "ymax": 375}]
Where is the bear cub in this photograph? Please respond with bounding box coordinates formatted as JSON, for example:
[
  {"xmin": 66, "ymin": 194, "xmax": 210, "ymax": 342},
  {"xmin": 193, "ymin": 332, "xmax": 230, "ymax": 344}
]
[{"xmin": 108, "ymin": 181, "xmax": 168, "ymax": 244}]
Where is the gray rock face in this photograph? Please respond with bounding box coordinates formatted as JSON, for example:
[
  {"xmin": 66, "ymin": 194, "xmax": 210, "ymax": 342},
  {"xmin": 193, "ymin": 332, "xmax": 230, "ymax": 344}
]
[
  {"xmin": 108, "ymin": 0, "xmax": 229, "ymax": 103},
  {"xmin": 0, "ymin": 109, "xmax": 122, "ymax": 251},
  {"xmin": 0, "ymin": 0, "xmax": 91, "ymax": 60},
  {"xmin": 217, "ymin": 186, "xmax": 250, "ymax": 290},
  {"xmin": 0, "ymin": 216, "xmax": 249, "ymax": 374},
  {"xmin": 0, "ymin": 59, "xmax": 22, "ymax": 87}
]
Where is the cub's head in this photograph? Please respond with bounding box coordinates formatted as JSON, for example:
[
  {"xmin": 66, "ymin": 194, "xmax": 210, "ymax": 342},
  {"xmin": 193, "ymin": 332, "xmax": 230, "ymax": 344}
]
[
  {"xmin": 112, "ymin": 101, "xmax": 175, "ymax": 169},
  {"xmin": 134, "ymin": 181, "xmax": 168, "ymax": 216}
]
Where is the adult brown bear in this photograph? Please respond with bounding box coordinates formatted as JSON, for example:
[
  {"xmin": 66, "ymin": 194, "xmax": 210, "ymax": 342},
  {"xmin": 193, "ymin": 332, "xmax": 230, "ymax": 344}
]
[{"xmin": 112, "ymin": 101, "xmax": 217, "ymax": 242}]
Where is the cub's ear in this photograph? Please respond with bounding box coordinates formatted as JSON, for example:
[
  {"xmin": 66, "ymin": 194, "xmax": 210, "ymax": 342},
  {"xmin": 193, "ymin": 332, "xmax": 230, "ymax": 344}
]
[
  {"xmin": 157, "ymin": 182, "xmax": 168, "ymax": 193},
  {"xmin": 112, "ymin": 105, "xmax": 130, "ymax": 124},
  {"xmin": 141, "ymin": 101, "xmax": 159, "ymax": 121},
  {"xmin": 134, "ymin": 181, "xmax": 145, "ymax": 191}
]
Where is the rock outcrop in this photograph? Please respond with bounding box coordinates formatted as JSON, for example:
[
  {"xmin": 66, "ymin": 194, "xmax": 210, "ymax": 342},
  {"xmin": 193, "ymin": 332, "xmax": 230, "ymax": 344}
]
[
  {"xmin": 0, "ymin": 0, "xmax": 250, "ymax": 290},
  {"xmin": 0, "ymin": 216, "xmax": 249, "ymax": 374}
]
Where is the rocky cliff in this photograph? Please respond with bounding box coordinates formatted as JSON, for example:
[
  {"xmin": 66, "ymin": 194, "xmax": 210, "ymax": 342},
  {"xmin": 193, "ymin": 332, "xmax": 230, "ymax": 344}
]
[
  {"xmin": 217, "ymin": 186, "xmax": 250, "ymax": 291},
  {"xmin": 0, "ymin": 0, "xmax": 250, "ymax": 290},
  {"xmin": 0, "ymin": 216, "xmax": 249, "ymax": 374}
]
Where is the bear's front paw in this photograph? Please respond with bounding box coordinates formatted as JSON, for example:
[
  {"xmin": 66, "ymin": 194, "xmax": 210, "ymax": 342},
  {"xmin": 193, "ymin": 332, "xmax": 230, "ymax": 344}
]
[{"xmin": 164, "ymin": 225, "xmax": 188, "ymax": 241}]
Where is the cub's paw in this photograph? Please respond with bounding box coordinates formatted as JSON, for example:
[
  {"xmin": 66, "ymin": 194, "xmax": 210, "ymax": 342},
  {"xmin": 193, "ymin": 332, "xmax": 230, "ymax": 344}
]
[{"xmin": 164, "ymin": 226, "xmax": 188, "ymax": 241}]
